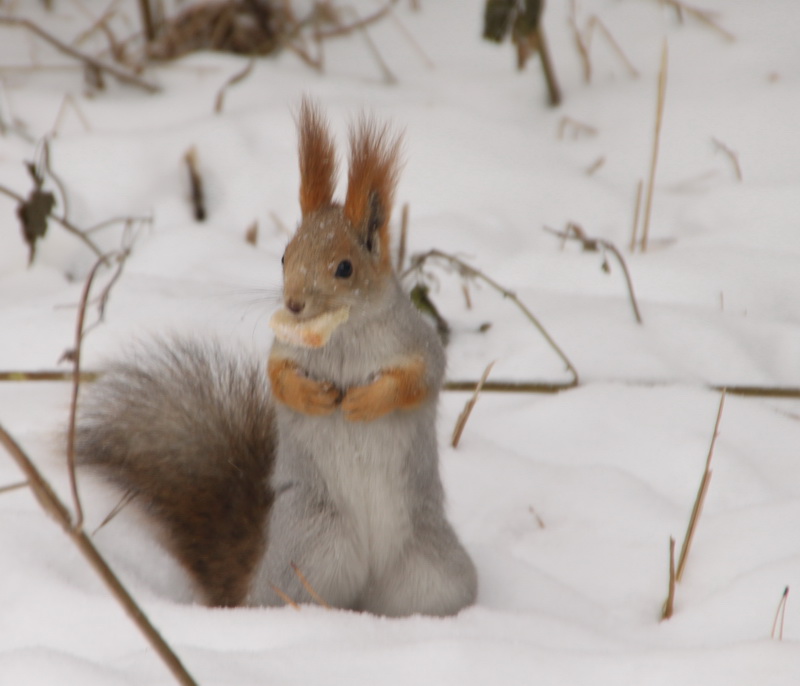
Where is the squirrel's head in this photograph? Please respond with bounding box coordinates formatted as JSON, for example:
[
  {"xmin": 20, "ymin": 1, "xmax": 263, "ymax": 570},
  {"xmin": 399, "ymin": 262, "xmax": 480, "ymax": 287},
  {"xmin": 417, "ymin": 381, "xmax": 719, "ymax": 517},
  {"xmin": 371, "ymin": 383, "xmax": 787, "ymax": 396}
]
[{"xmin": 280, "ymin": 99, "xmax": 402, "ymax": 322}]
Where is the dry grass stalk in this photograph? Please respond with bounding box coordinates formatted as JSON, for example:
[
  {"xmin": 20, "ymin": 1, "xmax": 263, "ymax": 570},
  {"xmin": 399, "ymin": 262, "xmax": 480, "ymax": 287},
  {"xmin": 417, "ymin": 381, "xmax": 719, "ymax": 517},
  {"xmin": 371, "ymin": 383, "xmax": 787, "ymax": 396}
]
[
  {"xmin": 545, "ymin": 223, "xmax": 643, "ymax": 324},
  {"xmin": 403, "ymin": 249, "xmax": 579, "ymax": 386},
  {"xmin": 291, "ymin": 562, "xmax": 331, "ymax": 609},
  {"xmin": 771, "ymin": 586, "xmax": 789, "ymax": 640},
  {"xmin": 659, "ymin": 0, "xmax": 735, "ymax": 43},
  {"xmin": 569, "ymin": 1, "xmax": 592, "ymax": 83},
  {"xmin": 557, "ymin": 116, "xmax": 597, "ymax": 140},
  {"xmin": 50, "ymin": 93, "xmax": 92, "ymax": 136},
  {"xmin": 676, "ymin": 389, "xmax": 725, "ymax": 583},
  {"xmin": 270, "ymin": 584, "xmax": 301, "ymax": 610},
  {"xmin": 0, "ymin": 480, "xmax": 28, "ymax": 495},
  {"xmin": 661, "ymin": 536, "xmax": 677, "ymax": 620},
  {"xmin": 0, "ymin": 15, "xmax": 159, "ymax": 92},
  {"xmin": 245, "ymin": 220, "xmax": 259, "ymax": 246},
  {"xmin": 528, "ymin": 506, "xmax": 545, "ymax": 529},
  {"xmin": 0, "ymin": 425, "xmax": 199, "ymax": 686},
  {"xmin": 585, "ymin": 156, "xmax": 605, "ymax": 175},
  {"xmin": 388, "ymin": 9, "xmax": 434, "ymax": 69},
  {"xmin": 396, "ymin": 203, "xmax": 409, "ymax": 272},
  {"xmin": 586, "ymin": 16, "xmax": 639, "ymax": 79},
  {"xmin": 629, "ymin": 179, "xmax": 643, "ymax": 252},
  {"xmin": 711, "ymin": 137, "xmax": 742, "ymax": 181},
  {"xmin": 64, "ymin": 254, "xmax": 115, "ymax": 529},
  {"xmin": 138, "ymin": 0, "xmax": 157, "ymax": 42},
  {"xmin": 451, "ymin": 360, "xmax": 496, "ymax": 448},
  {"xmin": 183, "ymin": 147, "xmax": 206, "ymax": 222},
  {"xmin": 640, "ymin": 40, "xmax": 669, "ymax": 253},
  {"xmin": 93, "ymin": 489, "xmax": 138, "ymax": 535},
  {"xmin": 214, "ymin": 58, "xmax": 256, "ymax": 114}
]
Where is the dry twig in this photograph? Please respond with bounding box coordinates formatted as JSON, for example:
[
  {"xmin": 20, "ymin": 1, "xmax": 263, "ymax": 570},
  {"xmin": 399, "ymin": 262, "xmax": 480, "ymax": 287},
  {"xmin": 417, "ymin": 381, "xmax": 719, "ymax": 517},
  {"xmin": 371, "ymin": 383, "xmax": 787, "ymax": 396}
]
[
  {"xmin": 291, "ymin": 562, "xmax": 331, "ymax": 608},
  {"xmin": 771, "ymin": 586, "xmax": 789, "ymax": 640},
  {"xmin": 659, "ymin": 0, "xmax": 735, "ymax": 42},
  {"xmin": 0, "ymin": 425, "xmax": 198, "ymax": 686},
  {"xmin": 403, "ymin": 249, "xmax": 579, "ymax": 386},
  {"xmin": 676, "ymin": 389, "xmax": 725, "ymax": 582},
  {"xmin": 711, "ymin": 136, "xmax": 742, "ymax": 182},
  {"xmin": 270, "ymin": 584, "xmax": 301, "ymax": 610},
  {"xmin": 640, "ymin": 40, "xmax": 669, "ymax": 252},
  {"xmin": 214, "ymin": 58, "xmax": 256, "ymax": 114},
  {"xmin": 0, "ymin": 15, "xmax": 159, "ymax": 92},
  {"xmin": 557, "ymin": 116, "xmax": 597, "ymax": 140},
  {"xmin": 396, "ymin": 203, "xmax": 409, "ymax": 273},
  {"xmin": 545, "ymin": 223, "xmax": 643, "ymax": 324},
  {"xmin": 661, "ymin": 536, "xmax": 676, "ymax": 620},
  {"xmin": 0, "ymin": 480, "xmax": 28, "ymax": 496},
  {"xmin": 183, "ymin": 147, "xmax": 206, "ymax": 222},
  {"xmin": 451, "ymin": 360, "xmax": 496, "ymax": 448},
  {"xmin": 629, "ymin": 179, "xmax": 644, "ymax": 253}
]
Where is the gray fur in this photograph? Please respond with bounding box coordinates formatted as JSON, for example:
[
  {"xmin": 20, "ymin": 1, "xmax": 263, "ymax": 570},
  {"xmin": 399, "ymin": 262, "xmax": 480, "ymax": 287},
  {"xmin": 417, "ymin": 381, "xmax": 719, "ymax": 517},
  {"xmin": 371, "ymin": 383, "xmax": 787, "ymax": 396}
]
[{"xmin": 253, "ymin": 275, "xmax": 477, "ymax": 616}]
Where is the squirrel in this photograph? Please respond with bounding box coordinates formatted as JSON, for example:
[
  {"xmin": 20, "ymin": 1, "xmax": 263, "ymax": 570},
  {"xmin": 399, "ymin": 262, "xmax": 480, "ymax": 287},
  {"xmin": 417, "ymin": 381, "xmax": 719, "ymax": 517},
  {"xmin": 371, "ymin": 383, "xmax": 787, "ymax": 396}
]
[{"xmin": 75, "ymin": 100, "xmax": 478, "ymax": 617}]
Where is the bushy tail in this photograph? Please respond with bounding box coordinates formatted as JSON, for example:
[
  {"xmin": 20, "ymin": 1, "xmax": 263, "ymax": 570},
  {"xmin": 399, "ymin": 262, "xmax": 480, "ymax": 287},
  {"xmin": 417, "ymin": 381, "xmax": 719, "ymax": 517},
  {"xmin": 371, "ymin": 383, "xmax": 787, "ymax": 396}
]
[{"xmin": 76, "ymin": 338, "xmax": 275, "ymax": 607}]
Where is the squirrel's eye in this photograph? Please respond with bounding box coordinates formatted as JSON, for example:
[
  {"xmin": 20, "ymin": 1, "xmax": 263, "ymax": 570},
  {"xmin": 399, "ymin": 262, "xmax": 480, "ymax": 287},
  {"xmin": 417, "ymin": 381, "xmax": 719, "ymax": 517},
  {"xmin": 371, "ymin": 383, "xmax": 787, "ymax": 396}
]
[
  {"xmin": 281, "ymin": 253, "xmax": 285, "ymax": 267},
  {"xmin": 335, "ymin": 260, "xmax": 353, "ymax": 278}
]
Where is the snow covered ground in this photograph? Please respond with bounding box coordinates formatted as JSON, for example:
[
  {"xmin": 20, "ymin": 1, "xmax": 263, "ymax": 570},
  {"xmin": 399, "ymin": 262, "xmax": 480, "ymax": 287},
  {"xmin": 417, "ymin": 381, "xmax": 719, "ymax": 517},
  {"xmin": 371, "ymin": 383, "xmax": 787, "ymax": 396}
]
[{"xmin": 2, "ymin": 1, "xmax": 800, "ymax": 683}]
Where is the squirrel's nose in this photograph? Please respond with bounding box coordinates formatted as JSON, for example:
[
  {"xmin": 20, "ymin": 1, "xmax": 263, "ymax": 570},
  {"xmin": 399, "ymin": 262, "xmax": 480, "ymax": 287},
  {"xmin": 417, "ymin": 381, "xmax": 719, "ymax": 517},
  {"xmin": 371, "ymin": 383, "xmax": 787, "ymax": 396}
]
[{"xmin": 286, "ymin": 298, "xmax": 305, "ymax": 314}]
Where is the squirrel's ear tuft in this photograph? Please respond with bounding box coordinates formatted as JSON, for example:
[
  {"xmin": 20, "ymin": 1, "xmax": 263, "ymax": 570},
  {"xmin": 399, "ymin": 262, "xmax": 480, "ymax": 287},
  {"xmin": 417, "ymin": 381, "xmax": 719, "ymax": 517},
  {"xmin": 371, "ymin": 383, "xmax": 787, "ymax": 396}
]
[
  {"xmin": 344, "ymin": 115, "xmax": 402, "ymax": 268},
  {"xmin": 297, "ymin": 98, "xmax": 338, "ymax": 217}
]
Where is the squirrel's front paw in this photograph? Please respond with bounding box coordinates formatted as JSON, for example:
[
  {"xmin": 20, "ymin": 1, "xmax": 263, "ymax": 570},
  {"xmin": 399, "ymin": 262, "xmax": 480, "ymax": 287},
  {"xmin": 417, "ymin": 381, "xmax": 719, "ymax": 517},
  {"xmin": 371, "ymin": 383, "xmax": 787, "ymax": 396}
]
[
  {"xmin": 342, "ymin": 376, "xmax": 396, "ymax": 422},
  {"xmin": 268, "ymin": 358, "xmax": 342, "ymax": 416},
  {"xmin": 342, "ymin": 361, "xmax": 427, "ymax": 422}
]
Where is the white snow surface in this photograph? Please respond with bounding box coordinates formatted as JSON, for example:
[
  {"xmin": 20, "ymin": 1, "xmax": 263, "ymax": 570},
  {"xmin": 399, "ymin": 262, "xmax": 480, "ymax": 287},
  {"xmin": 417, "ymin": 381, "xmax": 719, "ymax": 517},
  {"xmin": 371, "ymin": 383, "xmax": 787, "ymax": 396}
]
[{"xmin": 2, "ymin": 1, "xmax": 800, "ymax": 684}]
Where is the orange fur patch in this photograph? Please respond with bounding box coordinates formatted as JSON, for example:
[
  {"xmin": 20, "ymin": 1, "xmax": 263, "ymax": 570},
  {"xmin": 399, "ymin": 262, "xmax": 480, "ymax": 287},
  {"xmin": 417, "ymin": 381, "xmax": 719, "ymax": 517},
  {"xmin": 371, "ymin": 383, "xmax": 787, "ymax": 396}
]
[
  {"xmin": 298, "ymin": 98, "xmax": 337, "ymax": 217},
  {"xmin": 268, "ymin": 355, "xmax": 342, "ymax": 416},
  {"xmin": 343, "ymin": 116, "xmax": 402, "ymax": 269},
  {"xmin": 342, "ymin": 356, "xmax": 427, "ymax": 422}
]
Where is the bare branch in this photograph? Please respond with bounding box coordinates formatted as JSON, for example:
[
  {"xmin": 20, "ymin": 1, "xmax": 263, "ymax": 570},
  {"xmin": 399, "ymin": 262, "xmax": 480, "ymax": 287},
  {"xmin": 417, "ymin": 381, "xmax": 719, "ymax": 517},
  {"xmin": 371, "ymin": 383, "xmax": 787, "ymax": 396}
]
[
  {"xmin": 545, "ymin": 223, "xmax": 643, "ymax": 325},
  {"xmin": 403, "ymin": 249, "xmax": 579, "ymax": 385},
  {"xmin": 451, "ymin": 360, "xmax": 496, "ymax": 448},
  {"xmin": 0, "ymin": 15, "xmax": 160, "ymax": 93},
  {"xmin": 0, "ymin": 424, "xmax": 198, "ymax": 686},
  {"xmin": 676, "ymin": 390, "xmax": 725, "ymax": 583}
]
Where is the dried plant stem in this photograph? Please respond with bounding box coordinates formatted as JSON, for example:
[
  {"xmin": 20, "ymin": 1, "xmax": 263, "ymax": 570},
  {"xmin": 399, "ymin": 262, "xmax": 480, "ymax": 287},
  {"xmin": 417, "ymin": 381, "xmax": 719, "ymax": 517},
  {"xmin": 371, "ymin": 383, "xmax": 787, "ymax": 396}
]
[
  {"xmin": 183, "ymin": 147, "xmax": 206, "ymax": 222},
  {"xmin": 536, "ymin": 23, "xmax": 562, "ymax": 106},
  {"xmin": 64, "ymin": 255, "xmax": 112, "ymax": 529},
  {"xmin": 0, "ymin": 425, "xmax": 198, "ymax": 686},
  {"xmin": 711, "ymin": 136, "xmax": 742, "ymax": 181},
  {"xmin": 403, "ymin": 249, "xmax": 579, "ymax": 386},
  {"xmin": 640, "ymin": 40, "xmax": 668, "ymax": 252},
  {"xmin": 771, "ymin": 586, "xmax": 789, "ymax": 640},
  {"xmin": 138, "ymin": 0, "xmax": 157, "ymax": 42},
  {"xmin": 676, "ymin": 389, "xmax": 725, "ymax": 583},
  {"xmin": 451, "ymin": 360, "xmax": 496, "ymax": 448},
  {"xmin": 630, "ymin": 179, "xmax": 644, "ymax": 252},
  {"xmin": 0, "ymin": 480, "xmax": 28, "ymax": 495},
  {"xmin": 270, "ymin": 584, "xmax": 301, "ymax": 610},
  {"xmin": 545, "ymin": 223, "xmax": 643, "ymax": 324},
  {"xmin": 396, "ymin": 203, "xmax": 409, "ymax": 272},
  {"xmin": 661, "ymin": 536, "xmax": 676, "ymax": 620},
  {"xmin": 557, "ymin": 116, "xmax": 597, "ymax": 140},
  {"xmin": 0, "ymin": 185, "xmax": 104, "ymax": 259},
  {"xmin": 587, "ymin": 17, "xmax": 639, "ymax": 79},
  {"xmin": 291, "ymin": 562, "xmax": 331, "ymax": 609},
  {"xmin": 214, "ymin": 58, "xmax": 256, "ymax": 114},
  {"xmin": 659, "ymin": 0, "xmax": 735, "ymax": 42},
  {"xmin": 0, "ymin": 16, "xmax": 159, "ymax": 93}
]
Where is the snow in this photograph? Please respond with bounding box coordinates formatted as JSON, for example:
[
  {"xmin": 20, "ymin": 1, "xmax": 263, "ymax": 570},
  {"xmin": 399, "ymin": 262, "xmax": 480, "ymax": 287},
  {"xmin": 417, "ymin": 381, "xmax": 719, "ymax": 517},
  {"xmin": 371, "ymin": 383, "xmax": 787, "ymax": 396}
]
[{"xmin": 2, "ymin": 1, "xmax": 800, "ymax": 684}]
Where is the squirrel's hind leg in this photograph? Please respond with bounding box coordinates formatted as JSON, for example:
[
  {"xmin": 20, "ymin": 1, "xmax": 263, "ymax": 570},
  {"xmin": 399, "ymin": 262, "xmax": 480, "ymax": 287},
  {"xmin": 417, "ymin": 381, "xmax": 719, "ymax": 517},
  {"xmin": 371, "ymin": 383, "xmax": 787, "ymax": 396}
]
[{"xmin": 362, "ymin": 520, "xmax": 478, "ymax": 617}]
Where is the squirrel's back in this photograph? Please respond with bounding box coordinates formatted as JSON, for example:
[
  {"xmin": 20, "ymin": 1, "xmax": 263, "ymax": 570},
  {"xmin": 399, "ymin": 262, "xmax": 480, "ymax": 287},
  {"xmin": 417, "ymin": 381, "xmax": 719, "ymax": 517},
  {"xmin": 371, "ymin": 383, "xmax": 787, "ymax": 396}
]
[{"xmin": 76, "ymin": 338, "xmax": 276, "ymax": 607}]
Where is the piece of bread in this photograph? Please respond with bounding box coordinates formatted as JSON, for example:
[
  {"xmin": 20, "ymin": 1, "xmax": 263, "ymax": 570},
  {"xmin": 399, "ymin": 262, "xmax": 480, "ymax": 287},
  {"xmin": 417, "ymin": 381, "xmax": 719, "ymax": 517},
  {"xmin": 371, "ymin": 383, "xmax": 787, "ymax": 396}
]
[{"xmin": 269, "ymin": 306, "xmax": 350, "ymax": 348}]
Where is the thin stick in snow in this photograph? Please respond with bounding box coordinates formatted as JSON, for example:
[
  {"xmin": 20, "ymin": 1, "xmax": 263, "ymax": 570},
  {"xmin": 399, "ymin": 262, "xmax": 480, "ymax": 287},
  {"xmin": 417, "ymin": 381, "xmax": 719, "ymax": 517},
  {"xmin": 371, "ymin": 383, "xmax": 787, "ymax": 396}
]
[
  {"xmin": 676, "ymin": 389, "xmax": 725, "ymax": 583},
  {"xmin": 451, "ymin": 360, "xmax": 496, "ymax": 448},
  {"xmin": 661, "ymin": 536, "xmax": 676, "ymax": 620},
  {"xmin": 291, "ymin": 562, "xmax": 331, "ymax": 609},
  {"xmin": 771, "ymin": 586, "xmax": 789, "ymax": 640},
  {"xmin": 0, "ymin": 425, "xmax": 199, "ymax": 686},
  {"xmin": 184, "ymin": 147, "xmax": 206, "ymax": 222},
  {"xmin": 711, "ymin": 136, "xmax": 742, "ymax": 181},
  {"xmin": 630, "ymin": 179, "xmax": 644, "ymax": 253},
  {"xmin": 640, "ymin": 40, "xmax": 668, "ymax": 253}
]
